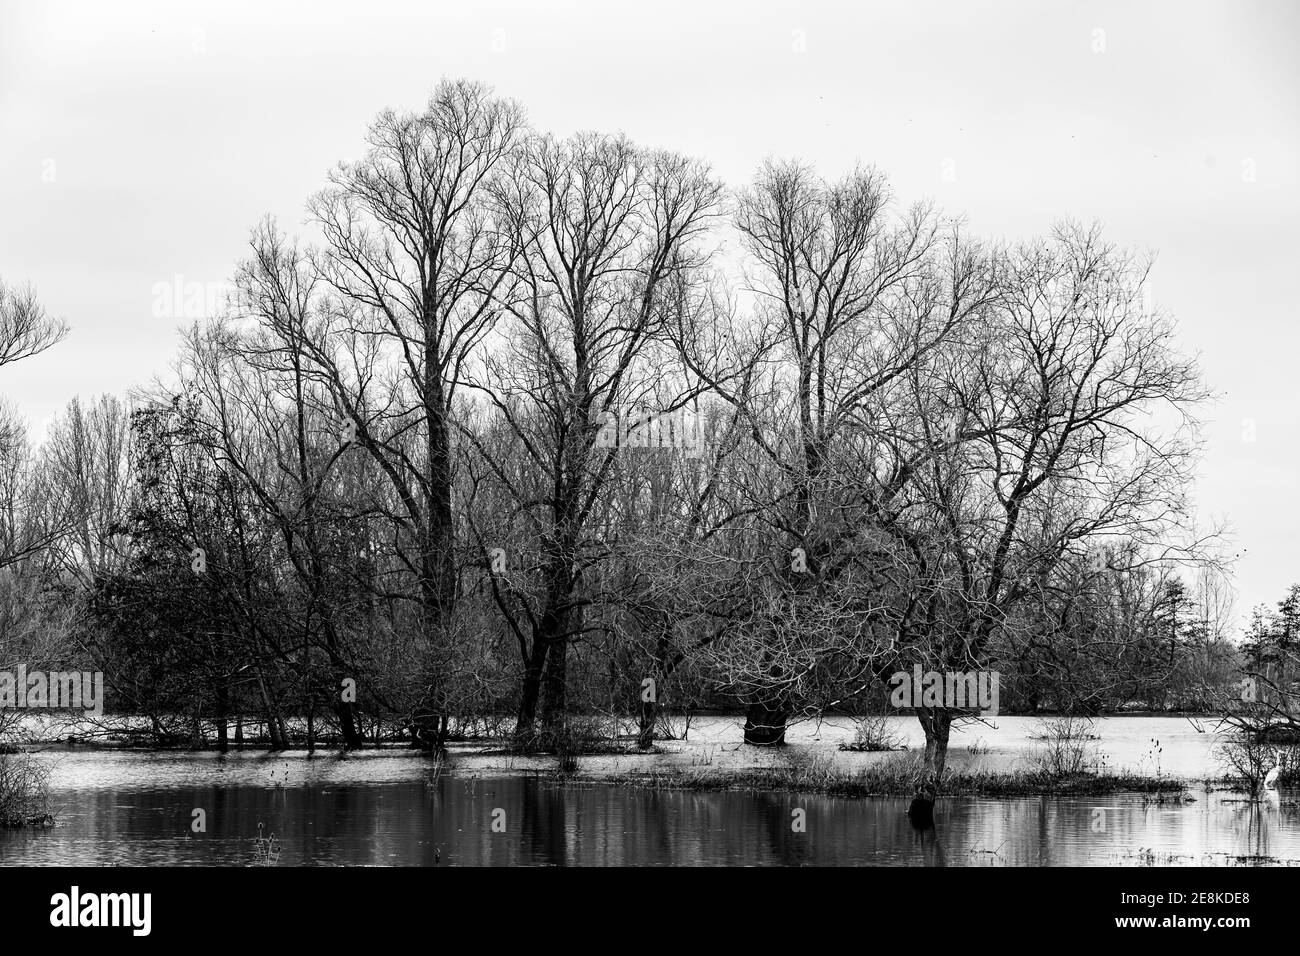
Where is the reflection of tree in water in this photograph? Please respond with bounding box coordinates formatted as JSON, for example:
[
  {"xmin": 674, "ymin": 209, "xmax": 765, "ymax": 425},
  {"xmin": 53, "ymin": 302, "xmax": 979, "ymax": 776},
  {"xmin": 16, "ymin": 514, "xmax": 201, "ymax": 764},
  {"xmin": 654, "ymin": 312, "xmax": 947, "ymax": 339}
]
[
  {"xmin": 520, "ymin": 777, "xmax": 569, "ymax": 864},
  {"xmin": 753, "ymin": 792, "xmax": 812, "ymax": 866},
  {"xmin": 912, "ymin": 819, "xmax": 947, "ymax": 867},
  {"xmin": 1239, "ymin": 799, "xmax": 1278, "ymax": 863}
]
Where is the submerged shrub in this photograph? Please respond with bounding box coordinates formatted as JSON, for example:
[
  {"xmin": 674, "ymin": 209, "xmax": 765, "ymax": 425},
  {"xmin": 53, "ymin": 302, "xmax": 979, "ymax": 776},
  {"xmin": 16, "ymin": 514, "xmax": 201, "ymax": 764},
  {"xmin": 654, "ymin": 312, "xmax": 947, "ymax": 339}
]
[
  {"xmin": 1215, "ymin": 723, "xmax": 1295, "ymax": 793},
  {"xmin": 0, "ymin": 751, "xmax": 53, "ymax": 828},
  {"xmin": 1028, "ymin": 716, "xmax": 1099, "ymax": 777},
  {"xmin": 840, "ymin": 714, "xmax": 906, "ymax": 752}
]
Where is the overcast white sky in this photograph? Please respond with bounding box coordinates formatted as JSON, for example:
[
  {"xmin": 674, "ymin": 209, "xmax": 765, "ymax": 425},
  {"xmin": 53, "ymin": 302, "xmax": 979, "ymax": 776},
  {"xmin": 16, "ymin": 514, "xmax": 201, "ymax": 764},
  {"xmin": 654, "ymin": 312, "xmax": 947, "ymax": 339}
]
[{"xmin": 1, "ymin": 0, "xmax": 1297, "ymax": 625}]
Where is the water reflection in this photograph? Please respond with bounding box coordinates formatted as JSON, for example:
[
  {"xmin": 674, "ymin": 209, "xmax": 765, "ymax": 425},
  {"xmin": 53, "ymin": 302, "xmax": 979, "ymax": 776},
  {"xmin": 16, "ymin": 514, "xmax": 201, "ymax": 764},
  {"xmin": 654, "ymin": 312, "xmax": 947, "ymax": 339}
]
[{"xmin": 2, "ymin": 768, "xmax": 1298, "ymax": 866}]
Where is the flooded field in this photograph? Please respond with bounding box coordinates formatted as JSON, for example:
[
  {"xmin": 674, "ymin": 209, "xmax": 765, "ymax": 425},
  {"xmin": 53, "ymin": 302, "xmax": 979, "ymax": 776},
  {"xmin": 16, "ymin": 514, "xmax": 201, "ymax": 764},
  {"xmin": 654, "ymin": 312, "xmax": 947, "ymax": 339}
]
[{"xmin": 2, "ymin": 716, "xmax": 1297, "ymax": 866}]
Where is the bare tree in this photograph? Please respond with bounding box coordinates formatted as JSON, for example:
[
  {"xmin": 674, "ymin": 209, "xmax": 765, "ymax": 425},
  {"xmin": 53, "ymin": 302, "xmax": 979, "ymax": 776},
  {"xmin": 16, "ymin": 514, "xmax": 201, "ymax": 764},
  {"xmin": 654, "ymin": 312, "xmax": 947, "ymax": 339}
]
[
  {"xmin": 886, "ymin": 221, "xmax": 1209, "ymax": 819},
  {"xmin": 467, "ymin": 131, "xmax": 722, "ymax": 742},
  {"xmin": 41, "ymin": 394, "xmax": 132, "ymax": 585},
  {"xmin": 303, "ymin": 80, "xmax": 526, "ymax": 747},
  {"xmin": 680, "ymin": 161, "xmax": 998, "ymax": 744},
  {"xmin": 0, "ymin": 280, "xmax": 68, "ymax": 372},
  {"xmin": 0, "ymin": 281, "xmax": 69, "ymax": 571}
]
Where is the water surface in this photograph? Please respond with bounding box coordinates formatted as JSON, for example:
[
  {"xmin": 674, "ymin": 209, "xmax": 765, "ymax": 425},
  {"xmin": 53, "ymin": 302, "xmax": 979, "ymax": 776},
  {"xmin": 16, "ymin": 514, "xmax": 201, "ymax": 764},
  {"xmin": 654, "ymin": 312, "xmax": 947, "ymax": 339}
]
[{"xmin": 2, "ymin": 720, "xmax": 1298, "ymax": 866}]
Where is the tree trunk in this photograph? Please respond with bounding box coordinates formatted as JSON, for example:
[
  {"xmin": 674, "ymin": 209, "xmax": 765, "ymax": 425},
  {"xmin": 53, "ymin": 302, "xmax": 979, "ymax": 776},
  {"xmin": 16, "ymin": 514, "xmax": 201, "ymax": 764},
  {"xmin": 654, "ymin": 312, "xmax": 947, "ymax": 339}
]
[
  {"xmin": 215, "ymin": 683, "xmax": 229, "ymax": 753},
  {"xmin": 743, "ymin": 699, "xmax": 788, "ymax": 746},
  {"xmin": 334, "ymin": 700, "xmax": 364, "ymax": 750},
  {"xmin": 638, "ymin": 697, "xmax": 658, "ymax": 749},
  {"xmin": 257, "ymin": 672, "xmax": 288, "ymax": 751},
  {"xmin": 517, "ymin": 572, "xmax": 573, "ymax": 744},
  {"xmin": 405, "ymin": 339, "xmax": 458, "ymax": 752},
  {"xmin": 539, "ymin": 634, "xmax": 568, "ymax": 736},
  {"xmin": 319, "ymin": 619, "xmax": 363, "ymax": 749},
  {"xmin": 408, "ymin": 575, "xmax": 450, "ymax": 751},
  {"xmin": 910, "ymin": 708, "xmax": 953, "ymax": 826},
  {"xmin": 266, "ymin": 716, "xmax": 286, "ymax": 751},
  {"xmin": 514, "ymin": 635, "xmax": 549, "ymax": 742}
]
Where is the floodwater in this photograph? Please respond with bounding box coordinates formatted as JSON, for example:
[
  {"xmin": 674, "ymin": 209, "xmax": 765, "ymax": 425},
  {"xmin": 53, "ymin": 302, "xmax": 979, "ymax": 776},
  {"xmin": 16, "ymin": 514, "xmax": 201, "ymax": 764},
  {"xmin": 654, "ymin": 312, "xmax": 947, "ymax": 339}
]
[{"xmin": 1, "ymin": 716, "xmax": 1298, "ymax": 866}]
